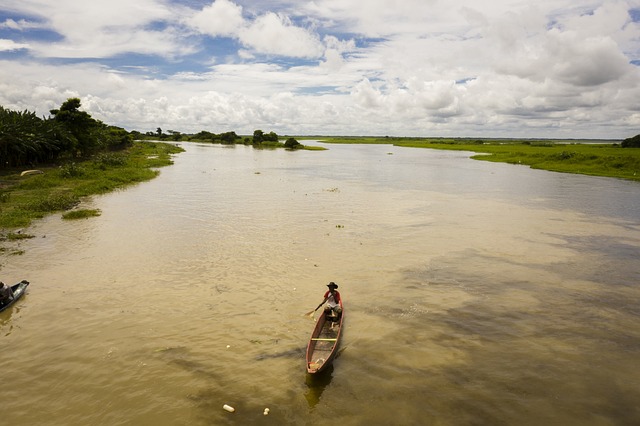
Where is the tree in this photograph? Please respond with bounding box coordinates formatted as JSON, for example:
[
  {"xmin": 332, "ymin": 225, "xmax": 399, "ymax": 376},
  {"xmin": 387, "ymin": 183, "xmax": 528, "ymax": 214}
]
[
  {"xmin": 104, "ymin": 126, "xmax": 133, "ymax": 150},
  {"xmin": 167, "ymin": 130, "xmax": 182, "ymax": 141},
  {"xmin": 284, "ymin": 137, "xmax": 301, "ymax": 149},
  {"xmin": 253, "ymin": 130, "xmax": 279, "ymax": 145},
  {"xmin": 253, "ymin": 129, "xmax": 264, "ymax": 144},
  {"xmin": 192, "ymin": 130, "xmax": 215, "ymax": 141},
  {"xmin": 621, "ymin": 134, "xmax": 640, "ymax": 148},
  {"xmin": 50, "ymin": 98, "xmax": 102, "ymax": 156},
  {"xmin": 263, "ymin": 131, "xmax": 279, "ymax": 142},
  {"xmin": 0, "ymin": 106, "xmax": 66, "ymax": 168},
  {"xmin": 220, "ymin": 131, "xmax": 239, "ymax": 144}
]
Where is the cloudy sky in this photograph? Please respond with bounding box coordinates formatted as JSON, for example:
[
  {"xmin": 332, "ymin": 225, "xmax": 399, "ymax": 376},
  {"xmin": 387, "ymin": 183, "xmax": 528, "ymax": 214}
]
[{"xmin": 1, "ymin": 0, "xmax": 639, "ymax": 138}]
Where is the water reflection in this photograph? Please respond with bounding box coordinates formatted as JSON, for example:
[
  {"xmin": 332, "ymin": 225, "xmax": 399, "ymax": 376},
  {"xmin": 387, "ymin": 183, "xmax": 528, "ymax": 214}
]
[
  {"xmin": 0, "ymin": 294, "xmax": 28, "ymax": 335},
  {"xmin": 254, "ymin": 346, "xmax": 304, "ymax": 361},
  {"xmin": 0, "ymin": 307, "xmax": 15, "ymax": 330},
  {"xmin": 305, "ymin": 364, "xmax": 334, "ymax": 408}
]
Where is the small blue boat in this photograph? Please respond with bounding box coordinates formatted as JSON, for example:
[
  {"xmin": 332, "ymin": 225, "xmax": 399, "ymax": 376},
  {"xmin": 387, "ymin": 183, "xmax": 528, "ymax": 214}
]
[{"xmin": 0, "ymin": 280, "xmax": 29, "ymax": 313}]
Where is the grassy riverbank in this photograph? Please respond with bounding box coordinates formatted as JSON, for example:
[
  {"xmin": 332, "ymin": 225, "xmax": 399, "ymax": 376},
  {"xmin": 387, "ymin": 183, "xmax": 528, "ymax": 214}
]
[
  {"xmin": 305, "ymin": 137, "xmax": 640, "ymax": 181},
  {"xmin": 0, "ymin": 142, "xmax": 183, "ymax": 232}
]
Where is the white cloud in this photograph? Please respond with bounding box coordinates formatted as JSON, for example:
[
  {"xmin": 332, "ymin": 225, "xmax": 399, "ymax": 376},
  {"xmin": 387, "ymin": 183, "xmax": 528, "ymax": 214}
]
[
  {"xmin": 186, "ymin": 1, "xmax": 328, "ymax": 58},
  {"xmin": 30, "ymin": 29, "xmax": 196, "ymax": 59},
  {"xmin": 351, "ymin": 78, "xmax": 383, "ymax": 108},
  {"xmin": 545, "ymin": 31, "xmax": 630, "ymax": 86},
  {"xmin": 0, "ymin": 18, "xmax": 44, "ymax": 30},
  {"xmin": 2, "ymin": 0, "xmax": 173, "ymax": 33},
  {"xmin": 1, "ymin": 0, "xmax": 185, "ymax": 58},
  {"xmin": 305, "ymin": 0, "xmax": 447, "ymax": 37},
  {"xmin": 238, "ymin": 12, "xmax": 324, "ymax": 58},
  {"xmin": 0, "ymin": 38, "xmax": 29, "ymax": 51},
  {"xmin": 482, "ymin": 1, "xmax": 636, "ymax": 88},
  {"xmin": 187, "ymin": 0, "xmax": 244, "ymax": 37},
  {"xmin": 320, "ymin": 35, "xmax": 357, "ymax": 71}
]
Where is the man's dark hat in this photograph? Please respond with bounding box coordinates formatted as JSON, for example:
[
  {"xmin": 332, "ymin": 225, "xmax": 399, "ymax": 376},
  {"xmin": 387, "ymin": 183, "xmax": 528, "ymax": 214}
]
[{"xmin": 327, "ymin": 282, "xmax": 338, "ymax": 289}]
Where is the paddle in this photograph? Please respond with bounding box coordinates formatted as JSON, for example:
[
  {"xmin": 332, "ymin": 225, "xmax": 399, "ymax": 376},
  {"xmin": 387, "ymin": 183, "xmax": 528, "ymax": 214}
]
[
  {"xmin": 307, "ymin": 293, "xmax": 331, "ymax": 319},
  {"xmin": 305, "ymin": 304, "xmax": 322, "ymax": 319}
]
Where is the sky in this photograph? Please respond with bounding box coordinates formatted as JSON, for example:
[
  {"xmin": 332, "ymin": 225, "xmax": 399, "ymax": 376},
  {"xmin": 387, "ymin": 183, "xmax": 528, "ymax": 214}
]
[{"xmin": 1, "ymin": 0, "xmax": 639, "ymax": 139}]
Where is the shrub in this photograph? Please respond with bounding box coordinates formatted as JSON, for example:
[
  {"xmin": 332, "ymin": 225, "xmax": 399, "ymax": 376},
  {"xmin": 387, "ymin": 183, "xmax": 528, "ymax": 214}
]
[
  {"xmin": 62, "ymin": 209, "xmax": 101, "ymax": 220},
  {"xmin": 29, "ymin": 192, "xmax": 79, "ymax": 212},
  {"xmin": 93, "ymin": 152, "xmax": 127, "ymax": 169},
  {"xmin": 284, "ymin": 138, "xmax": 302, "ymax": 149},
  {"xmin": 621, "ymin": 134, "xmax": 640, "ymax": 148},
  {"xmin": 558, "ymin": 151, "xmax": 576, "ymax": 160},
  {"xmin": 59, "ymin": 162, "xmax": 85, "ymax": 178}
]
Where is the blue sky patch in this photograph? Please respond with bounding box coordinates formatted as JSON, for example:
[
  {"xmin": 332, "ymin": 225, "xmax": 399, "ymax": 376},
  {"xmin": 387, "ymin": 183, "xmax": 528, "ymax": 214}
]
[{"xmin": 455, "ymin": 78, "xmax": 476, "ymax": 85}]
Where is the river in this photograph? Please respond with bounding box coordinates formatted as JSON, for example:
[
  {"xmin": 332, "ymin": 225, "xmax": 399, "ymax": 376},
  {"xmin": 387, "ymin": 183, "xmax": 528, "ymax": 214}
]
[{"xmin": 1, "ymin": 141, "xmax": 639, "ymax": 425}]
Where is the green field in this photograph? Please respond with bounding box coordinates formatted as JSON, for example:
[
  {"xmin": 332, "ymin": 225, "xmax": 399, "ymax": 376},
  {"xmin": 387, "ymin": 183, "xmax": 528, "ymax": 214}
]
[{"xmin": 302, "ymin": 137, "xmax": 640, "ymax": 181}]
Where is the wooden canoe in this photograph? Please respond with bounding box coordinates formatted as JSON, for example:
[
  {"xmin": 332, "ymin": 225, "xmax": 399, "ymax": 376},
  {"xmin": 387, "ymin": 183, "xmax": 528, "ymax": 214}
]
[
  {"xmin": 0, "ymin": 280, "xmax": 30, "ymax": 313},
  {"xmin": 305, "ymin": 303, "xmax": 344, "ymax": 374}
]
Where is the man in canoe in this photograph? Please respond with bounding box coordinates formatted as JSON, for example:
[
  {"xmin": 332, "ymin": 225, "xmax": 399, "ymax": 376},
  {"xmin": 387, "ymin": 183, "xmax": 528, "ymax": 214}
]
[
  {"xmin": 0, "ymin": 281, "xmax": 14, "ymax": 305},
  {"xmin": 315, "ymin": 282, "xmax": 342, "ymax": 322}
]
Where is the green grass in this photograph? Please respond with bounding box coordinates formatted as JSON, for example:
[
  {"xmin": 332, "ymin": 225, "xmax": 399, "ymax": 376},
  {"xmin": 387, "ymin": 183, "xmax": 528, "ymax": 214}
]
[
  {"xmin": 62, "ymin": 209, "xmax": 102, "ymax": 220},
  {"xmin": 310, "ymin": 137, "xmax": 640, "ymax": 181},
  {"xmin": 3, "ymin": 232, "xmax": 35, "ymax": 241},
  {"xmin": 0, "ymin": 141, "xmax": 184, "ymax": 229}
]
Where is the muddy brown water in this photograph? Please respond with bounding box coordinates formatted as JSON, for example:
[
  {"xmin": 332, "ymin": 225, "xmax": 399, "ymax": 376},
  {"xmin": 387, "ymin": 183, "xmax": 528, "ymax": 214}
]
[{"xmin": 1, "ymin": 142, "xmax": 639, "ymax": 425}]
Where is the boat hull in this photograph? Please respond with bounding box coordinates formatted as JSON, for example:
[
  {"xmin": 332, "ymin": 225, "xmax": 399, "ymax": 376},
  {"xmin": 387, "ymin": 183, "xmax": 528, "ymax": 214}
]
[
  {"xmin": 305, "ymin": 304, "xmax": 344, "ymax": 374},
  {"xmin": 0, "ymin": 280, "xmax": 30, "ymax": 313}
]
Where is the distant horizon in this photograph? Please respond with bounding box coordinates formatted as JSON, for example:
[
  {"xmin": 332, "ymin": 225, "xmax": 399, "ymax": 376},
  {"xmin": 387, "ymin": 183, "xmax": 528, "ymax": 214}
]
[
  {"xmin": 283, "ymin": 135, "xmax": 626, "ymax": 142},
  {"xmin": 138, "ymin": 131, "xmax": 626, "ymax": 142},
  {"xmin": 1, "ymin": 1, "xmax": 639, "ymax": 139}
]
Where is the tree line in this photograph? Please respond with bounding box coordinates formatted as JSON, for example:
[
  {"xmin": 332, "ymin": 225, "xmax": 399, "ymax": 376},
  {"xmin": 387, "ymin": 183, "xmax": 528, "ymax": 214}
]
[
  {"xmin": 135, "ymin": 128, "xmax": 301, "ymax": 148},
  {"xmin": 1, "ymin": 98, "xmax": 132, "ymax": 170},
  {"xmin": 1, "ymin": 98, "xmax": 302, "ymax": 171}
]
